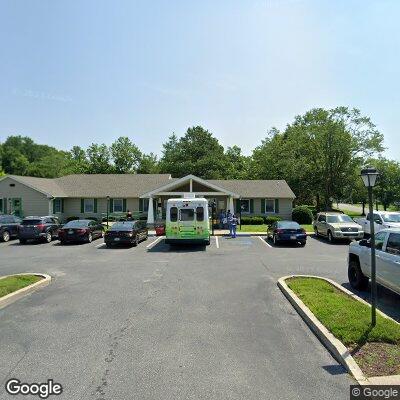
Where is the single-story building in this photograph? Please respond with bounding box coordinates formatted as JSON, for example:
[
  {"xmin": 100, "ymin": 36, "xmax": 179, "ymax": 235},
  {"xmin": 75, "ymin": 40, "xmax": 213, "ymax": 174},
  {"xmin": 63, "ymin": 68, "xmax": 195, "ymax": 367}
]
[{"xmin": 0, "ymin": 174, "xmax": 295, "ymax": 224}]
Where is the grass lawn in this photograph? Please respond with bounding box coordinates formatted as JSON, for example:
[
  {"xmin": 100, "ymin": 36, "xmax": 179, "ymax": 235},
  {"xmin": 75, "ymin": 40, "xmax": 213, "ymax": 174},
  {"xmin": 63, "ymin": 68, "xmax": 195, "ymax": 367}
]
[
  {"xmin": 287, "ymin": 277, "xmax": 400, "ymax": 376},
  {"xmin": 0, "ymin": 275, "xmax": 42, "ymax": 298},
  {"xmin": 239, "ymin": 224, "xmax": 314, "ymax": 233}
]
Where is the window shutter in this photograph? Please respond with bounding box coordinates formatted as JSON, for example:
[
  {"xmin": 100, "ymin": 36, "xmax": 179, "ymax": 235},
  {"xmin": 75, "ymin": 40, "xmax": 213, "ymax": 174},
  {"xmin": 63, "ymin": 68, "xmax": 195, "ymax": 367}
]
[
  {"xmin": 109, "ymin": 198, "xmax": 113, "ymax": 213},
  {"xmin": 123, "ymin": 199, "xmax": 127, "ymax": 212},
  {"xmin": 61, "ymin": 199, "xmax": 65, "ymax": 213},
  {"xmin": 94, "ymin": 198, "xmax": 98, "ymax": 213},
  {"xmin": 0, "ymin": 198, "xmax": 3, "ymax": 213},
  {"xmin": 250, "ymin": 199, "xmax": 254, "ymax": 214},
  {"xmin": 139, "ymin": 199, "xmax": 143, "ymax": 212},
  {"xmin": 275, "ymin": 199, "xmax": 280, "ymax": 214},
  {"xmin": 261, "ymin": 199, "xmax": 266, "ymax": 214},
  {"xmin": 3, "ymin": 198, "xmax": 7, "ymax": 213},
  {"xmin": 80, "ymin": 199, "xmax": 84, "ymax": 213},
  {"xmin": 53, "ymin": 199, "xmax": 56, "ymax": 214},
  {"xmin": 235, "ymin": 199, "xmax": 240, "ymax": 213}
]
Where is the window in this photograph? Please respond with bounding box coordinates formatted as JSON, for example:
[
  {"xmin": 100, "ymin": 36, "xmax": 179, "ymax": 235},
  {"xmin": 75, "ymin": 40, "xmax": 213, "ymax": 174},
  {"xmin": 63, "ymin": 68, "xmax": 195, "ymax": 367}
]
[
  {"xmin": 113, "ymin": 199, "xmax": 123, "ymax": 213},
  {"xmin": 54, "ymin": 198, "xmax": 62, "ymax": 213},
  {"xmin": 386, "ymin": 233, "xmax": 400, "ymax": 256},
  {"xmin": 240, "ymin": 199, "xmax": 250, "ymax": 213},
  {"xmin": 196, "ymin": 207, "xmax": 204, "ymax": 221},
  {"xmin": 180, "ymin": 208, "xmax": 194, "ymax": 221},
  {"xmin": 0, "ymin": 198, "xmax": 2, "ymax": 213},
  {"xmin": 265, "ymin": 199, "xmax": 275, "ymax": 213},
  {"xmin": 84, "ymin": 199, "xmax": 94, "ymax": 213},
  {"xmin": 327, "ymin": 215, "xmax": 353, "ymax": 223},
  {"xmin": 375, "ymin": 231, "xmax": 386, "ymax": 251},
  {"xmin": 318, "ymin": 215, "xmax": 326, "ymax": 222},
  {"xmin": 170, "ymin": 207, "xmax": 178, "ymax": 222}
]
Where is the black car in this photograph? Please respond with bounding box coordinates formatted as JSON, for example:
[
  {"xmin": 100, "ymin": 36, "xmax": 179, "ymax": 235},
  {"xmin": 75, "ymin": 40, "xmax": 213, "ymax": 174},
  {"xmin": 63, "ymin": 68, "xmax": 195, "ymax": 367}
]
[
  {"xmin": 58, "ymin": 219, "xmax": 104, "ymax": 244},
  {"xmin": 104, "ymin": 220, "xmax": 148, "ymax": 247},
  {"xmin": 0, "ymin": 215, "xmax": 22, "ymax": 242},
  {"xmin": 18, "ymin": 216, "xmax": 60, "ymax": 244},
  {"xmin": 267, "ymin": 220, "xmax": 307, "ymax": 246}
]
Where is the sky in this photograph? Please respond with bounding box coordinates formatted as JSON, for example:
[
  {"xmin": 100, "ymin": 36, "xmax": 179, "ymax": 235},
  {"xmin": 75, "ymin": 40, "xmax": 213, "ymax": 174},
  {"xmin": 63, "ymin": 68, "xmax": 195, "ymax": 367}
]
[{"xmin": 0, "ymin": 0, "xmax": 399, "ymax": 160}]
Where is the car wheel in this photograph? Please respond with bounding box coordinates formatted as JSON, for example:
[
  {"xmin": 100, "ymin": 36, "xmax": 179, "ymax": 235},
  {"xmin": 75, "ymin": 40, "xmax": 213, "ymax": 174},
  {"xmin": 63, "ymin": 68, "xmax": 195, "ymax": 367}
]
[
  {"xmin": 327, "ymin": 231, "xmax": 334, "ymax": 243},
  {"xmin": 348, "ymin": 259, "xmax": 369, "ymax": 290},
  {"xmin": 273, "ymin": 234, "xmax": 279, "ymax": 245},
  {"xmin": 45, "ymin": 231, "xmax": 52, "ymax": 243},
  {"xmin": 19, "ymin": 238, "xmax": 27, "ymax": 245},
  {"xmin": 87, "ymin": 233, "xmax": 93, "ymax": 243},
  {"xmin": 133, "ymin": 235, "xmax": 139, "ymax": 247},
  {"xmin": 2, "ymin": 230, "xmax": 10, "ymax": 242}
]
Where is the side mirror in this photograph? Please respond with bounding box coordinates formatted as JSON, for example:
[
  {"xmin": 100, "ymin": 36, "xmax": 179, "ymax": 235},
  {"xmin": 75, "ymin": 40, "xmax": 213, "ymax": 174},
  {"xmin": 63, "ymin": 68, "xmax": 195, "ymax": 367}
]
[
  {"xmin": 359, "ymin": 239, "xmax": 371, "ymax": 248},
  {"xmin": 375, "ymin": 220, "xmax": 382, "ymax": 225}
]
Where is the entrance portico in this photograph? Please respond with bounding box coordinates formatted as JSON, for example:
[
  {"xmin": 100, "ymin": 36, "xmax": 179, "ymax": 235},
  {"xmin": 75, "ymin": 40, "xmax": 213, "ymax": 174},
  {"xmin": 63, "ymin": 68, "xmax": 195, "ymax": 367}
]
[{"xmin": 140, "ymin": 175, "xmax": 240, "ymax": 225}]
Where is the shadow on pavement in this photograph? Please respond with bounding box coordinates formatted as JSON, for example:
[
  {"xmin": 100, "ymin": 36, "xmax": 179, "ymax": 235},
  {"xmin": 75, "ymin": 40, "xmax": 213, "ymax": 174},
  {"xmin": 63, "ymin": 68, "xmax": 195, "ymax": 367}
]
[
  {"xmin": 147, "ymin": 240, "xmax": 206, "ymax": 253},
  {"xmin": 342, "ymin": 282, "xmax": 400, "ymax": 322},
  {"xmin": 322, "ymin": 365, "xmax": 347, "ymax": 376}
]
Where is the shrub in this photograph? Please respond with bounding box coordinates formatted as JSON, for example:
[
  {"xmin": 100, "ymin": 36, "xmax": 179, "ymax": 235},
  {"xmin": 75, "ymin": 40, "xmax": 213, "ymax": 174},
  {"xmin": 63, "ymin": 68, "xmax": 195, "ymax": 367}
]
[
  {"xmin": 292, "ymin": 206, "xmax": 313, "ymax": 224},
  {"xmin": 240, "ymin": 216, "xmax": 264, "ymax": 225},
  {"xmin": 264, "ymin": 216, "xmax": 282, "ymax": 225},
  {"xmin": 66, "ymin": 216, "xmax": 80, "ymax": 222}
]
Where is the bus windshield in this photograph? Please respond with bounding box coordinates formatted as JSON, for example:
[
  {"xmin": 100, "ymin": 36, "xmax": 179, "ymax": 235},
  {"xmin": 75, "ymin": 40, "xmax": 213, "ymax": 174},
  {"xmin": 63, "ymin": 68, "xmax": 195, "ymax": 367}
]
[{"xmin": 180, "ymin": 209, "xmax": 194, "ymax": 221}]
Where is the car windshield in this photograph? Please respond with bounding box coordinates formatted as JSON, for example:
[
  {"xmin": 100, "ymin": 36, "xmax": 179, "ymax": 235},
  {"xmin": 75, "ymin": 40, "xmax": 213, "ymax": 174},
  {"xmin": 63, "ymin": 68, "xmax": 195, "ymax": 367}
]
[
  {"xmin": 382, "ymin": 214, "xmax": 400, "ymax": 223},
  {"xmin": 64, "ymin": 220, "xmax": 90, "ymax": 228},
  {"xmin": 326, "ymin": 215, "xmax": 353, "ymax": 223},
  {"xmin": 22, "ymin": 219, "xmax": 42, "ymax": 225},
  {"xmin": 278, "ymin": 222, "xmax": 300, "ymax": 229},
  {"xmin": 110, "ymin": 222, "xmax": 134, "ymax": 231}
]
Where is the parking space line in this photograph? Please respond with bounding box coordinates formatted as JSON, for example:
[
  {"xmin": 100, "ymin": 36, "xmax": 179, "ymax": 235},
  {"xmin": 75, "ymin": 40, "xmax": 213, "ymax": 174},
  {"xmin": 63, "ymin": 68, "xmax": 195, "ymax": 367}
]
[
  {"xmin": 257, "ymin": 236, "xmax": 272, "ymax": 248},
  {"xmin": 96, "ymin": 243, "xmax": 105, "ymax": 248},
  {"xmin": 146, "ymin": 236, "xmax": 164, "ymax": 250},
  {"xmin": 215, "ymin": 236, "xmax": 219, "ymax": 248}
]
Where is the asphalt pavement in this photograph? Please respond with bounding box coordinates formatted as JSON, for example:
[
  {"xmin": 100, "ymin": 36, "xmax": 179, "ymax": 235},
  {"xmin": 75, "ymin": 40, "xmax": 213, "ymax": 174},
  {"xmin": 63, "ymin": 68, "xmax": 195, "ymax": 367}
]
[{"xmin": 1, "ymin": 234, "xmax": 396, "ymax": 399}]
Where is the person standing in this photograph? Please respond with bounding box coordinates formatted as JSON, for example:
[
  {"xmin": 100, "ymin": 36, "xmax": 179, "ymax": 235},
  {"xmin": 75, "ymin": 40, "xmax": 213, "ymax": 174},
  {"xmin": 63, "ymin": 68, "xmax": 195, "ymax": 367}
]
[
  {"xmin": 231, "ymin": 214, "xmax": 238, "ymax": 238},
  {"xmin": 227, "ymin": 209, "xmax": 233, "ymax": 236}
]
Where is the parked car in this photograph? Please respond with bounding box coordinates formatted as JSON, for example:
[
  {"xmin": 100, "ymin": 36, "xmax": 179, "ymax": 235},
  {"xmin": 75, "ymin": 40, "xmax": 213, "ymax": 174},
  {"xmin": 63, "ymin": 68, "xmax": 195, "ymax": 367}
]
[
  {"xmin": 267, "ymin": 220, "xmax": 307, "ymax": 246},
  {"xmin": 354, "ymin": 211, "xmax": 400, "ymax": 236},
  {"xmin": 58, "ymin": 219, "xmax": 104, "ymax": 244},
  {"xmin": 348, "ymin": 229, "xmax": 400, "ymax": 296},
  {"xmin": 18, "ymin": 216, "xmax": 60, "ymax": 244},
  {"xmin": 313, "ymin": 212, "xmax": 364, "ymax": 242},
  {"xmin": 0, "ymin": 215, "xmax": 22, "ymax": 242},
  {"xmin": 104, "ymin": 220, "xmax": 148, "ymax": 247}
]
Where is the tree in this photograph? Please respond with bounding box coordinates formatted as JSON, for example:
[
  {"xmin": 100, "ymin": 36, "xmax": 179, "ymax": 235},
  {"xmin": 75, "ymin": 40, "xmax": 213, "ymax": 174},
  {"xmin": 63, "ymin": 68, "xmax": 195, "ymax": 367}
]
[
  {"xmin": 69, "ymin": 146, "xmax": 89, "ymax": 173},
  {"xmin": 225, "ymin": 146, "xmax": 250, "ymax": 179},
  {"xmin": 27, "ymin": 152, "xmax": 76, "ymax": 178},
  {"xmin": 110, "ymin": 137, "xmax": 142, "ymax": 173},
  {"xmin": 137, "ymin": 153, "xmax": 160, "ymax": 174},
  {"xmin": 2, "ymin": 147, "xmax": 30, "ymax": 175},
  {"xmin": 86, "ymin": 144, "xmax": 112, "ymax": 174},
  {"xmin": 159, "ymin": 127, "xmax": 230, "ymax": 179}
]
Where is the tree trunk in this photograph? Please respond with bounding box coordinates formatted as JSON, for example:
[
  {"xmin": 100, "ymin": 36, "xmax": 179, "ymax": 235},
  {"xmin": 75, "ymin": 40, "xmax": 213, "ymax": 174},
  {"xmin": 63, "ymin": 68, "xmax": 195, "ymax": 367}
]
[{"xmin": 362, "ymin": 201, "xmax": 366, "ymax": 216}]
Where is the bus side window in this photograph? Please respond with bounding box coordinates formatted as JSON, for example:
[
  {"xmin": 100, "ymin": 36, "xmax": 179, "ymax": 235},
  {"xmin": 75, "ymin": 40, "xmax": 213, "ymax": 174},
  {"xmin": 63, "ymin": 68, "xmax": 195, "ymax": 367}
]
[
  {"xmin": 196, "ymin": 207, "xmax": 204, "ymax": 221},
  {"xmin": 170, "ymin": 207, "xmax": 178, "ymax": 222}
]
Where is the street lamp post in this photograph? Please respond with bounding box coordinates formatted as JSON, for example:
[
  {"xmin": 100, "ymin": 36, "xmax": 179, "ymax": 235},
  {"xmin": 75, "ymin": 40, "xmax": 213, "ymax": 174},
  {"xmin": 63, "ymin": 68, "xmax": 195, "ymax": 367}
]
[
  {"xmin": 210, "ymin": 200, "xmax": 216, "ymax": 236},
  {"xmin": 360, "ymin": 167, "xmax": 379, "ymax": 327},
  {"xmin": 106, "ymin": 196, "xmax": 110, "ymax": 229}
]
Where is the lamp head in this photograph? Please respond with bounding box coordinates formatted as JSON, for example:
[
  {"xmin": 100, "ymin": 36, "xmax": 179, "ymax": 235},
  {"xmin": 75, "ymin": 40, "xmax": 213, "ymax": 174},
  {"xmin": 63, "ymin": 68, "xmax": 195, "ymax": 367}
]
[{"xmin": 360, "ymin": 167, "xmax": 379, "ymax": 188}]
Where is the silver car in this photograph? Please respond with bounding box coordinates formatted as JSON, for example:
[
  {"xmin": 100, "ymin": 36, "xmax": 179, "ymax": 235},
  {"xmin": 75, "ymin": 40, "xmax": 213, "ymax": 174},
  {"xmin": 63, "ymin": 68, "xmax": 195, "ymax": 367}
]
[{"xmin": 313, "ymin": 212, "xmax": 364, "ymax": 242}]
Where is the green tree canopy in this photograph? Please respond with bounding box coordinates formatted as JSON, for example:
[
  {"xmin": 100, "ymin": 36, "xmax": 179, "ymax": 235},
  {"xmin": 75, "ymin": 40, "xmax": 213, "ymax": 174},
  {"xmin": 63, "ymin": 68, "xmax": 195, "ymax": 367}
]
[{"xmin": 110, "ymin": 137, "xmax": 142, "ymax": 173}]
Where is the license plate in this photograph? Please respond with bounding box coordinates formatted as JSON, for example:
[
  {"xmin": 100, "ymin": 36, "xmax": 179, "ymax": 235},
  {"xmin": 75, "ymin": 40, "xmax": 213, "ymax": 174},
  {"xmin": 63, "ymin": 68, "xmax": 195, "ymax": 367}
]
[
  {"xmin": 114, "ymin": 237, "xmax": 120, "ymax": 241},
  {"xmin": 290, "ymin": 235, "xmax": 297, "ymax": 240},
  {"xmin": 68, "ymin": 230, "xmax": 74, "ymax": 234}
]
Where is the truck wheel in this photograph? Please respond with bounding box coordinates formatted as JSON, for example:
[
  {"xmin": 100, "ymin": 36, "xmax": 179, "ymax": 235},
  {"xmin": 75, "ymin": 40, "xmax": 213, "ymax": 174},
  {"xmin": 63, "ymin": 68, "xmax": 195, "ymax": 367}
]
[
  {"xmin": 2, "ymin": 230, "xmax": 10, "ymax": 242},
  {"xmin": 348, "ymin": 259, "xmax": 369, "ymax": 290},
  {"xmin": 327, "ymin": 231, "xmax": 334, "ymax": 243},
  {"xmin": 45, "ymin": 231, "xmax": 52, "ymax": 243}
]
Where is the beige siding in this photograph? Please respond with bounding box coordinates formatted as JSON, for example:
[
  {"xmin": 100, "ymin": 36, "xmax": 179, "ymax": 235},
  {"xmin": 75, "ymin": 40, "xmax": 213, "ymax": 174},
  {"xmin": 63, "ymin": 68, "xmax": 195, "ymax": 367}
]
[
  {"xmin": 0, "ymin": 177, "xmax": 50, "ymax": 216},
  {"xmin": 246, "ymin": 198, "xmax": 293, "ymax": 220},
  {"xmin": 59, "ymin": 197, "xmax": 140, "ymax": 220}
]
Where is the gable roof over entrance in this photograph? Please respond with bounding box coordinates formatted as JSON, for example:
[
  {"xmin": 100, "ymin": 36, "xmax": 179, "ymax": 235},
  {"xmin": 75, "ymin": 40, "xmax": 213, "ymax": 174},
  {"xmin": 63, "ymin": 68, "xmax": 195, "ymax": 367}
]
[{"xmin": 140, "ymin": 174, "xmax": 240, "ymax": 198}]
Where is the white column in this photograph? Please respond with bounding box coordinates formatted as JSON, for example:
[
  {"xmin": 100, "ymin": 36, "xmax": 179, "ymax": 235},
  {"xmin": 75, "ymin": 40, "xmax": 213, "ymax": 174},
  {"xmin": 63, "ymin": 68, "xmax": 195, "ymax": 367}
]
[
  {"xmin": 190, "ymin": 178, "xmax": 193, "ymax": 192},
  {"xmin": 228, "ymin": 196, "xmax": 235, "ymax": 214},
  {"xmin": 48, "ymin": 198, "xmax": 53, "ymax": 215},
  {"xmin": 147, "ymin": 197, "xmax": 155, "ymax": 225}
]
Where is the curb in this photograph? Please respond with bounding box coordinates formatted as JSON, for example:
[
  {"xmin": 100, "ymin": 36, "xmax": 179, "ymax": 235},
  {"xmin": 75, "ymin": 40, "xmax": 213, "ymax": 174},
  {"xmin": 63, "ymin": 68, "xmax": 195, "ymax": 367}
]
[
  {"xmin": 278, "ymin": 275, "xmax": 369, "ymax": 385},
  {"xmin": 0, "ymin": 273, "xmax": 52, "ymax": 310}
]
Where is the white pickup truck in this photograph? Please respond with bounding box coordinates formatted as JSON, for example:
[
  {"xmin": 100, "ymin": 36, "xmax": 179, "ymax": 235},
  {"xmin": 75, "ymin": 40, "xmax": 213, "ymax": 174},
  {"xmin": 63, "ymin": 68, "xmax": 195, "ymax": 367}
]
[
  {"xmin": 348, "ymin": 229, "xmax": 400, "ymax": 295},
  {"xmin": 354, "ymin": 211, "xmax": 400, "ymax": 236}
]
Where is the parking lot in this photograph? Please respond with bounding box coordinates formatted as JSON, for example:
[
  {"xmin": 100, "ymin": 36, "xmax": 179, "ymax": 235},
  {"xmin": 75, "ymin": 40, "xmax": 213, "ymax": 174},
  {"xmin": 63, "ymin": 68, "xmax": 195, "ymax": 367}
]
[{"xmin": 0, "ymin": 235, "xmax": 399, "ymax": 399}]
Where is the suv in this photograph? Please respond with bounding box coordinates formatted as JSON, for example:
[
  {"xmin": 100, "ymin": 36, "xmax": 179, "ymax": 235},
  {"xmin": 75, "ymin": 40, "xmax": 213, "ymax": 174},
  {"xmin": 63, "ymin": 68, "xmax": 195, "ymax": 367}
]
[
  {"xmin": 0, "ymin": 215, "xmax": 22, "ymax": 242},
  {"xmin": 348, "ymin": 229, "xmax": 400, "ymax": 295},
  {"xmin": 313, "ymin": 212, "xmax": 364, "ymax": 242},
  {"xmin": 18, "ymin": 216, "xmax": 60, "ymax": 244}
]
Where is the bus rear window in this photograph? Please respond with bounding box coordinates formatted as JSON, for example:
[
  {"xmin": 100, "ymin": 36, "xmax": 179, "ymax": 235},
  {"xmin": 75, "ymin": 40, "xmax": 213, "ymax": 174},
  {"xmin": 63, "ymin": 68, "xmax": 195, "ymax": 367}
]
[
  {"xmin": 170, "ymin": 207, "xmax": 178, "ymax": 222},
  {"xmin": 180, "ymin": 209, "xmax": 194, "ymax": 221},
  {"xmin": 196, "ymin": 207, "xmax": 204, "ymax": 221}
]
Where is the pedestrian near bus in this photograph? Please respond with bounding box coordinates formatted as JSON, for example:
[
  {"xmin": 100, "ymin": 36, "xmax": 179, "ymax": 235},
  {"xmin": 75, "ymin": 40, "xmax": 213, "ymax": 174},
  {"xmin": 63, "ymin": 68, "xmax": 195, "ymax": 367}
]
[
  {"xmin": 227, "ymin": 210, "xmax": 233, "ymax": 236},
  {"xmin": 231, "ymin": 214, "xmax": 238, "ymax": 238}
]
